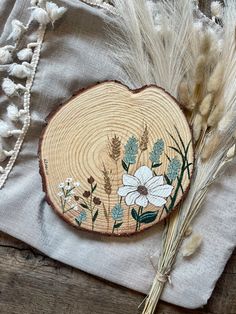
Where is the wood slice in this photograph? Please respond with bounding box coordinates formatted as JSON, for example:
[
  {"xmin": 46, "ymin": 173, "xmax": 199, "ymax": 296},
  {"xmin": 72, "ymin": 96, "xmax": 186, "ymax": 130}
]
[{"xmin": 39, "ymin": 81, "xmax": 194, "ymax": 236}]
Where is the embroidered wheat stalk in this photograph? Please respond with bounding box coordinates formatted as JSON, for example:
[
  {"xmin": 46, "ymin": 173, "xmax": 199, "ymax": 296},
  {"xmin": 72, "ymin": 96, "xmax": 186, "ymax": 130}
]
[
  {"xmin": 139, "ymin": 124, "xmax": 149, "ymax": 151},
  {"xmin": 102, "ymin": 164, "xmax": 112, "ymax": 228},
  {"xmin": 109, "ymin": 134, "xmax": 121, "ymax": 162}
]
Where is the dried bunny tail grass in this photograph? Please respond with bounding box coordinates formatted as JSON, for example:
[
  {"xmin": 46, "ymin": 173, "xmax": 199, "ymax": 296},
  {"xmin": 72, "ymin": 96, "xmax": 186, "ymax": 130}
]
[
  {"xmin": 109, "ymin": 134, "xmax": 121, "ymax": 161},
  {"xmin": 207, "ymin": 103, "xmax": 224, "ymax": 127},
  {"xmin": 178, "ymin": 80, "xmax": 196, "ymax": 111},
  {"xmin": 139, "ymin": 124, "xmax": 149, "ymax": 151},
  {"xmin": 201, "ymin": 132, "xmax": 222, "ymax": 161},
  {"xmin": 191, "ymin": 55, "xmax": 208, "ymax": 105},
  {"xmin": 178, "ymin": 80, "xmax": 189, "ymax": 105},
  {"xmin": 200, "ymin": 31, "xmax": 212, "ymax": 55},
  {"xmin": 199, "ymin": 93, "xmax": 213, "ymax": 116},
  {"xmin": 182, "ymin": 234, "xmax": 202, "ymax": 257},
  {"xmin": 207, "ymin": 62, "xmax": 224, "ymax": 93},
  {"xmin": 193, "ymin": 113, "xmax": 203, "ymax": 142},
  {"xmin": 194, "ymin": 55, "xmax": 207, "ymax": 84}
]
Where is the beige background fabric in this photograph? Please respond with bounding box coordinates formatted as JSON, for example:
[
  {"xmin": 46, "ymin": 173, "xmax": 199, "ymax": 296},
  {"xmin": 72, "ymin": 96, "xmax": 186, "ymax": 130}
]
[{"xmin": 0, "ymin": 0, "xmax": 235, "ymax": 309}]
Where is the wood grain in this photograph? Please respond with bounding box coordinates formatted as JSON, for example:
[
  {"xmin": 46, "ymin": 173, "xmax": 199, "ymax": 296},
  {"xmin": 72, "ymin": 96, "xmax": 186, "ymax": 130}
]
[{"xmin": 0, "ymin": 231, "xmax": 235, "ymax": 314}]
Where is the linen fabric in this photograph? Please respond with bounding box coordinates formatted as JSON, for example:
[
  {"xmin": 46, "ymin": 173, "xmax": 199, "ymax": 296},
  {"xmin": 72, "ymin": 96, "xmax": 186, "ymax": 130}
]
[{"xmin": 0, "ymin": 0, "xmax": 235, "ymax": 309}]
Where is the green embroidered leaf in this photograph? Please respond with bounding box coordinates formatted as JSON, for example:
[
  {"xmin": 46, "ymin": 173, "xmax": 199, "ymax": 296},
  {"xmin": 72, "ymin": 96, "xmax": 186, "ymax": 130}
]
[
  {"xmin": 152, "ymin": 162, "xmax": 162, "ymax": 168},
  {"xmin": 122, "ymin": 160, "xmax": 129, "ymax": 172},
  {"xmin": 164, "ymin": 174, "xmax": 172, "ymax": 185},
  {"xmin": 80, "ymin": 203, "xmax": 89, "ymax": 209},
  {"xmin": 92, "ymin": 209, "xmax": 99, "ymax": 222},
  {"xmin": 168, "ymin": 146, "xmax": 183, "ymax": 158},
  {"xmin": 75, "ymin": 218, "xmax": 81, "ymax": 226},
  {"xmin": 114, "ymin": 222, "xmax": 123, "ymax": 229},
  {"xmin": 139, "ymin": 211, "xmax": 158, "ymax": 224},
  {"xmin": 92, "ymin": 183, "xmax": 97, "ymax": 193},
  {"xmin": 131, "ymin": 208, "xmax": 139, "ymax": 222}
]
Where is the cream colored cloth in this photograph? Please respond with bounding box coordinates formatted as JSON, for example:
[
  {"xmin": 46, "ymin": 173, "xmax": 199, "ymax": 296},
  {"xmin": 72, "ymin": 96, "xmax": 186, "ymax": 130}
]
[{"xmin": 0, "ymin": 0, "xmax": 235, "ymax": 309}]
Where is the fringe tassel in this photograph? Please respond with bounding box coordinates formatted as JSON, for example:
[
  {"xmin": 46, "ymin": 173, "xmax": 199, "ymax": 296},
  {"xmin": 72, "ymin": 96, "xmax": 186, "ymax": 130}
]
[
  {"xmin": 0, "ymin": 45, "xmax": 15, "ymax": 64},
  {"xmin": 7, "ymin": 19, "xmax": 27, "ymax": 41},
  {"xmin": 0, "ymin": 142, "xmax": 14, "ymax": 162},
  {"xmin": 0, "ymin": 0, "xmax": 67, "ymax": 189},
  {"xmin": 8, "ymin": 62, "xmax": 33, "ymax": 79},
  {"xmin": 0, "ymin": 120, "xmax": 22, "ymax": 138},
  {"xmin": 7, "ymin": 105, "xmax": 27, "ymax": 122},
  {"xmin": 17, "ymin": 48, "xmax": 33, "ymax": 62},
  {"xmin": 2, "ymin": 78, "xmax": 27, "ymax": 97}
]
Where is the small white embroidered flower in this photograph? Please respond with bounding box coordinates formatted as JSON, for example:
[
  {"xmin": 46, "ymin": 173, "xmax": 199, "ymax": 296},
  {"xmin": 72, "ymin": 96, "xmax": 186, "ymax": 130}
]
[
  {"xmin": 74, "ymin": 181, "xmax": 80, "ymax": 187},
  {"xmin": 72, "ymin": 205, "xmax": 78, "ymax": 210},
  {"xmin": 118, "ymin": 166, "xmax": 173, "ymax": 208},
  {"xmin": 58, "ymin": 182, "xmax": 65, "ymax": 188},
  {"xmin": 57, "ymin": 192, "xmax": 64, "ymax": 197},
  {"xmin": 65, "ymin": 178, "xmax": 73, "ymax": 183},
  {"xmin": 64, "ymin": 185, "xmax": 71, "ymax": 191}
]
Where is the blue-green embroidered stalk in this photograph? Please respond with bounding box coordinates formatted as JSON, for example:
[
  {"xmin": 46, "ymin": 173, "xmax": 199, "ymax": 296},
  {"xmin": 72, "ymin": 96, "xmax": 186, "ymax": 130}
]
[
  {"xmin": 75, "ymin": 210, "xmax": 87, "ymax": 226},
  {"xmin": 122, "ymin": 136, "xmax": 138, "ymax": 172},
  {"xmin": 111, "ymin": 203, "xmax": 124, "ymax": 233},
  {"xmin": 149, "ymin": 139, "xmax": 164, "ymax": 168},
  {"xmin": 167, "ymin": 157, "xmax": 181, "ymax": 182}
]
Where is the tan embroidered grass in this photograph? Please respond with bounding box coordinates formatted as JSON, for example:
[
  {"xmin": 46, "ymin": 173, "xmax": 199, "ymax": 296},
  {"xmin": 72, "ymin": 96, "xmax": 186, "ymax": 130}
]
[
  {"xmin": 102, "ymin": 164, "xmax": 112, "ymax": 196},
  {"xmin": 139, "ymin": 124, "xmax": 149, "ymax": 151},
  {"xmin": 109, "ymin": 134, "xmax": 121, "ymax": 162}
]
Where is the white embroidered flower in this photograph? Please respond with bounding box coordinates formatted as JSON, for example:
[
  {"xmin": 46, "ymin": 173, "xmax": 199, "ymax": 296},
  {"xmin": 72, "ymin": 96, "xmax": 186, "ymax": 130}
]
[
  {"xmin": 74, "ymin": 181, "xmax": 80, "ymax": 187},
  {"xmin": 58, "ymin": 182, "xmax": 65, "ymax": 188},
  {"xmin": 64, "ymin": 185, "xmax": 71, "ymax": 191},
  {"xmin": 118, "ymin": 166, "xmax": 173, "ymax": 208},
  {"xmin": 57, "ymin": 192, "xmax": 64, "ymax": 197},
  {"xmin": 65, "ymin": 178, "xmax": 73, "ymax": 183},
  {"xmin": 72, "ymin": 205, "xmax": 78, "ymax": 210}
]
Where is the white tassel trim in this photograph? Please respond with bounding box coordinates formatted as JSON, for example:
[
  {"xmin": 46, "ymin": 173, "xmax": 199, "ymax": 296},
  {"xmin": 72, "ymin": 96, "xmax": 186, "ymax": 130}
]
[
  {"xmin": 7, "ymin": 104, "xmax": 27, "ymax": 122},
  {"xmin": 30, "ymin": 1, "xmax": 67, "ymax": 25},
  {"xmin": 7, "ymin": 19, "xmax": 27, "ymax": 41},
  {"xmin": 30, "ymin": 7, "xmax": 50, "ymax": 25},
  {"xmin": 8, "ymin": 62, "xmax": 33, "ymax": 79},
  {"xmin": 0, "ymin": 142, "xmax": 14, "ymax": 162},
  {"xmin": 17, "ymin": 48, "xmax": 33, "ymax": 62},
  {"xmin": 2, "ymin": 78, "xmax": 27, "ymax": 97},
  {"xmin": 0, "ymin": 0, "xmax": 67, "ymax": 189},
  {"xmin": 46, "ymin": 2, "xmax": 67, "ymax": 25},
  {"xmin": 0, "ymin": 120, "xmax": 22, "ymax": 138},
  {"xmin": 0, "ymin": 45, "xmax": 15, "ymax": 65}
]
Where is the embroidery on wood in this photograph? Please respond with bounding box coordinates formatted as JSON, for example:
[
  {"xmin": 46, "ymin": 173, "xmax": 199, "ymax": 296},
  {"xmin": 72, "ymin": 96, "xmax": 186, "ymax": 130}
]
[{"xmin": 39, "ymin": 81, "xmax": 194, "ymax": 236}]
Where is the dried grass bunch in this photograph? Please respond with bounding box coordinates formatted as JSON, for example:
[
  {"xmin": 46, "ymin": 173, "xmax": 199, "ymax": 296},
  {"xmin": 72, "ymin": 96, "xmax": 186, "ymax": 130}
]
[{"xmin": 105, "ymin": 0, "xmax": 236, "ymax": 313}]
